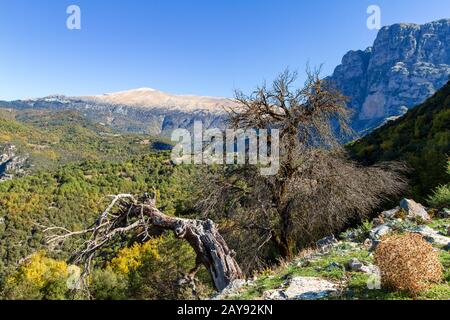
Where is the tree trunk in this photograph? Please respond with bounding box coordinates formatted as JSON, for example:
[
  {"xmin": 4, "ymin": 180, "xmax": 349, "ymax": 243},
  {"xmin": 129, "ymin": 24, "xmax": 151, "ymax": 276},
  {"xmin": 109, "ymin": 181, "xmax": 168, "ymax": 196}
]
[{"xmin": 139, "ymin": 204, "xmax": 243, "ymax": 291}]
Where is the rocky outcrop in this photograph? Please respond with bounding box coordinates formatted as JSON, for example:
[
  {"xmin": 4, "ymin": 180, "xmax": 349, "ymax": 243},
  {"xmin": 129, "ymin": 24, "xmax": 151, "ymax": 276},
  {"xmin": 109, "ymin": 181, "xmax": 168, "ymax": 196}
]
[
  {"xmin": 328, "ymin": 19, "xmax": 450, "ymax": 135},
  {"xmin": 0, "ymin": 145, "xmax": 27, "ymax": 182}
]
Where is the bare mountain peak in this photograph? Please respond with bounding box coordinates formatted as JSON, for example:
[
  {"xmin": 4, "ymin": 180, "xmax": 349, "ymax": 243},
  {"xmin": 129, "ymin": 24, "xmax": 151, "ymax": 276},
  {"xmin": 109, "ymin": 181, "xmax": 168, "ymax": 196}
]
[{"xmin": 83, "ymin": 87, "xmax": 235, "ymax": 113}]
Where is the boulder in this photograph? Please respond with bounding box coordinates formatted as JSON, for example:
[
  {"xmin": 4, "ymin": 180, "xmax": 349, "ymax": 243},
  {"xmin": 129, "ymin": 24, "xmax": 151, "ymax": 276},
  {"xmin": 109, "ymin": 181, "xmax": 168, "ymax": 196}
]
[{"xmin": 399, "ymin": 199, "xmax": 431, "ymax": 221}]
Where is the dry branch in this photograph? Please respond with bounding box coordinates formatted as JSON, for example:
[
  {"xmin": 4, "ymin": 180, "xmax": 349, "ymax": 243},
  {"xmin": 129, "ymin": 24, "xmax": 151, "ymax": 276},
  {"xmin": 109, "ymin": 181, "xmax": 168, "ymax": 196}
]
[{"xmin": 45, "ymin": 193, "xmax": 243, "ymax": 292}]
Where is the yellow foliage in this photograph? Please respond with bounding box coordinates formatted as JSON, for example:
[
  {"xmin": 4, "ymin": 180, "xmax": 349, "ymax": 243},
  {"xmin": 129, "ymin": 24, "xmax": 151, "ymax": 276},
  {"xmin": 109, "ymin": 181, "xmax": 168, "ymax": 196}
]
[
  {"xmin": 109, "ymin": 239, "xmax": 162, "ymax": 274},
  {"xmin": 8, "ymin": 251, "xmax": 68, "ymax": 288}
]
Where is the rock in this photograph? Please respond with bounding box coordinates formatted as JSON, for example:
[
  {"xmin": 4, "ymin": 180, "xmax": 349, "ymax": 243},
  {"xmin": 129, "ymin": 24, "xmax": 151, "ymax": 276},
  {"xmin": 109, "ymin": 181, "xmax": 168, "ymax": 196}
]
[
  {"xmin": 363, "ymin": 238, "xmax": 373, "ymax": 249},
  {"xmin": 369, "ymin": 224, "xmax": 392, "ymax": 240},
  {"xmin": 346, "ymin": 258, "xmax": 378, "ymax": 274},
  {"xmin": 327, "ymin": 19, "xmax": 450, "ymax": 135},
  {"xmin": 284, "ymin": 277, "xmax": 338, "ymax": 300},
  {"xmin": 263, "ymin": 289, "xmax": 286, "ymax": 300},
  {"xmin": 413, "ymin": 226, "xmax": 450, "ymax": 246},
  {"xmin": 369, "ymin": 240, "xmax": 381, "ymax": 252},
  {"xmin": 347, "ymin": 258, "xmax": 364, "ymax": 271},
  {"xmin": 316, "ymin": 235, "xmax": 337, "ymax": 251},
  {"xmin": 359, "ymin": 264, "xmax": 379, "ymax": 275},
  {"xmin": 381, "ymin": 207, "xmax": 400, "ymax": 219},
  {"xmin": 399, "ymin": 199, "xmax": 431, "ymax": 222},
  {"xmin": 372, "ymin": 216, "xmax": 385, "ymax": 227},
  {"xmin": 211, "ymin": 279, "xmax": 248, "ymax": 300},
  {"xmin": 440, "ymin": 208, "xmax": 450, "ymax": 219},
  {"xmin": 324, "ymin": 262, "xmax": 344, "ymax": 272},
  {"xmin": 263, "ymin": 277, "xmax": 339, "ymax": 300}
]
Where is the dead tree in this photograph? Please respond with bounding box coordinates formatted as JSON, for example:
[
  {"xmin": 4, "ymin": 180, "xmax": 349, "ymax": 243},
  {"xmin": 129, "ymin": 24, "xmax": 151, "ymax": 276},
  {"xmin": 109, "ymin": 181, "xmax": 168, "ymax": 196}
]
[{"xmin": 44, "ymin": 193, "xmax": 243, "ymax": 292}]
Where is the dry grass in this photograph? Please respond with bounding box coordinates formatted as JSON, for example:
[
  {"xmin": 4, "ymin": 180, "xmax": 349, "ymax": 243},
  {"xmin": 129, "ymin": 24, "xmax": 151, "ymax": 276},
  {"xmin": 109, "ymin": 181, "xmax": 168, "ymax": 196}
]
[{"xmin": 374, "ymin": 233, "xmax": 443, "ymax": 295}]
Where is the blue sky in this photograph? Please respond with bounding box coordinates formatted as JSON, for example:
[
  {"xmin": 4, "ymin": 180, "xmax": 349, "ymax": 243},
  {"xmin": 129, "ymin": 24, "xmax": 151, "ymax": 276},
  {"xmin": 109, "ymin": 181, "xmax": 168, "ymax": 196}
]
[{"xmin": 0, "ymin": 0, "xmax": 449, "ymax": 100}]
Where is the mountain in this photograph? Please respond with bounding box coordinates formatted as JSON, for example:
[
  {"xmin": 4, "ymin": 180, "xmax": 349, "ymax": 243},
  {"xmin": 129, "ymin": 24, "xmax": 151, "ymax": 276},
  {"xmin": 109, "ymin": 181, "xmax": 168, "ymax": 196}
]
[
  {"xmin": 348, "ymin": 80, "xmax": 450, "ymax": 202},
  {"xmin": 328, "ymin": 19, "xmax": 450, "ymax": 135},
  {"xmin": 1, "ymin": 88, "xmax": 235, "ymax": 136}
]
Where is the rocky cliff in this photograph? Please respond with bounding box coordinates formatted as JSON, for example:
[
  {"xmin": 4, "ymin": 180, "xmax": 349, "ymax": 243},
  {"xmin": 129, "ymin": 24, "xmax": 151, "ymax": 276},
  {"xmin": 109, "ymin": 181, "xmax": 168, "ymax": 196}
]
[{"xmin": 328, "ymin": 19, "xmax": 450, "ymax": 135}]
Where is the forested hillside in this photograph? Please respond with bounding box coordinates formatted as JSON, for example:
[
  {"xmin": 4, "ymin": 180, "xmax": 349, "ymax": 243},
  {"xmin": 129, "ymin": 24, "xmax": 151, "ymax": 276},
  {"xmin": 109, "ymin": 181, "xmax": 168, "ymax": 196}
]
[
  {"xmin": 0, "ymin": 152, "xmax": 210, "ymax": 299},
  {"xmin": 0, "ymin": 108, "xmax": 172, "ymax": 173},
  {"xmin": 348, "ymin": 81, "xmax": 450, "ymax": 202}
]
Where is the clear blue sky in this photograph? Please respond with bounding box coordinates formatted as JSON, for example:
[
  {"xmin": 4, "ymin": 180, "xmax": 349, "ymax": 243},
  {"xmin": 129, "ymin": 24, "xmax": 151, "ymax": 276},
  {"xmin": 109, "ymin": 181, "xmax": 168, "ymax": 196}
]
[{"xmin": 0, "ymin": 0, "xmax": 449, "ymax": 100}]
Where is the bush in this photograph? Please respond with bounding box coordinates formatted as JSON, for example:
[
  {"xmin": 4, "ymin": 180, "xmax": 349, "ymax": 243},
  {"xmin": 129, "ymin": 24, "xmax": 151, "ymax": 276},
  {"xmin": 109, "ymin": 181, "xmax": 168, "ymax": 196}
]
[
  {"xmin": 428, "ymin": 161, "xmax": 450, "ymax": 209},
  {"xmin": 374, "ymin": 233, "xmax": 443, "ymax": 295},
  {"xmin": 428, "ymin": 184, "xmax": 450, "ymax": 209}
]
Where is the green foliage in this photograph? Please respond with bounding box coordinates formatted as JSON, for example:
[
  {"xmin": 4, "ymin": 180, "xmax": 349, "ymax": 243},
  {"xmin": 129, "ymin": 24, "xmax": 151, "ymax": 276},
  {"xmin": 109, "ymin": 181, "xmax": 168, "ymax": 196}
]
[
  {"xmin": 89, "ymin": 235, "xmax": 213, "ymax": 300},
  {"xmin": 348, "ymin": 81, "xmax": 450, "ymax": 202},
  {"xmin": 428, "ymin": 161, "xmax": 450, "ymax": 209},
  {"xmin": 0, "ymin": 108, "xmax": 172, "ymax": 173},
  {"xmin": 0, "ymin": 152, "xmax": 198, "ymax": 289}
]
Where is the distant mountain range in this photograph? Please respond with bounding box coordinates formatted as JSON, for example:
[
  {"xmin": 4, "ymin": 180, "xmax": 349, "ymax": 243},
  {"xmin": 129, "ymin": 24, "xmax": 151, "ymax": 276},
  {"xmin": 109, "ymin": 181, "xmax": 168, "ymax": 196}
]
[
  {"xmin": 0, "ymin": 88, "xmax": 234, "ymax": 136},
  {"xmin": 328, "ymin": 18, "xmax": 450, "ymax": 135},
  {"xmin": 1, "ymin": 19, "xmax": 449, "ymax": 137}
]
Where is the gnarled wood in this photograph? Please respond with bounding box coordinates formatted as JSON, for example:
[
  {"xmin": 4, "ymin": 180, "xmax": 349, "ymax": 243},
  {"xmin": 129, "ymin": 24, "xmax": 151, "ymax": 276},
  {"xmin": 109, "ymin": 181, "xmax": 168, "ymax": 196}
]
[{"xmin": 45, "ymin": 194, "xmax": 243, "ymax": 292}]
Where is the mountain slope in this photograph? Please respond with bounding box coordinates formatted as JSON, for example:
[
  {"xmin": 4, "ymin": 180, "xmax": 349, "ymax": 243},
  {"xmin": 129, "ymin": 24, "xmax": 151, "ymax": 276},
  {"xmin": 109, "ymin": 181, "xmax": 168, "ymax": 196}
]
[
  {"xmin": 348, "ymin": 80, "xmax": 450, "ymax": 201},
  {"xmin": 0, "ymin": 108, "xmax": 172, "ymax": 175},
  {"xmin": 328, "ymin": 19, "xmax": 450, "ymax": 135},
  {"xmin": 1, "ymin": 88, "xmax": 235, "ymax": 136}
]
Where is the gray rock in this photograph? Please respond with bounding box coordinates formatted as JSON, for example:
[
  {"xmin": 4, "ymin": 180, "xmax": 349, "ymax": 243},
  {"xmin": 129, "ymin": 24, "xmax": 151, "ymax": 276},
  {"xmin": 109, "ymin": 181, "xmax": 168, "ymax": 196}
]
[
  {"xmin": 316, "ymin": 235, "xmax": 337, "ymax": 251},
  {"xmin": 347, "ymin": 258, "xmax": 364, "ymax": 271},
  {"xmin": 324, "ymin": 262, "xmax": 344, "ymax": 272},
  {"xmin": 263, "ymin": 289, "xmax": 286, "ymax": 300},
  {"xmin": 211, "ymin": 279, "xmax": 248, "ymax": 300},
  {"xmin": 381, "ymin": 207, "xmax": 400, "ymax": 219},
  {"xmin": 440, "ymin": 208, "xmax": 450, "ymax": 219},
  {"xmin": 399, "ymin": 199, "xmax": 431, "ymax": 221},
  {"xmin": 327, "ymin": 19, "xmax": 450, "ymax": 135},
  {"xmin": 369, "ymin": 224, "xmax": 392, "ymax": 240},
  {"xmin": 347, "ymin": 258, "xmax": 379, "ymax": 274},
  {"xmin": 412, "ymin": 226, "xmax": 450, "ymax": 246}
]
